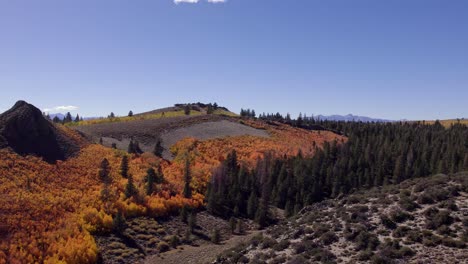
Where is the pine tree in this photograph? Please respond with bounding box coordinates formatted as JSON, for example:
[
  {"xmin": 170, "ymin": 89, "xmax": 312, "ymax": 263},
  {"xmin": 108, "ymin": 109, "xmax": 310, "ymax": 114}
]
[
  {"xmin": 188, "ymin": 212, "xmax": 197, "ymax": 233},
  {"xmin": 236, "ymin": 219, "xmax": 245, "ymax": 234},
  {"xmin": 207, "ymin": 104, "xmax": 214, "ymax": 114},
  {"xmin": 64, "ymin": 112, "xmax": 73, "ymax": 123},
  {"xmin": 153, "ymin": 138, "xmax": 164, "ymax": 157},
  {"xmin": 128, "ymin": 111, "xmax": 133, "ymax": 117},
  {"xmin": 120, "ymin": 156, "xmax": 129, "ymax": 178},
  {"xmin": 74, "ymin": 114, "xmax": 80, "ymax": 122},
  {"xmin": 125, "ymin": 174, "xmax": 137, "ymax": 199},
  {"xmin": 296, "ymin": 113, "xmax": 303, "ymax": 127},
  {"xmin": 184, "ymin": 104, "xmax": 191, "ymax": 115},
  {"xmin": 109, "ymin": 112, "xmax": 115, "ymax": 118},
  {"xmin": 229, "ymin": 217, "xmax": 236, "ymax": 234},
  {"xmin": 146, "ymin": 167, "xmax": 156, "ymax": 195},
  {"xmin": 183, "ymin": 157, "xmax": 192, "ymax": 199},
  {"xmin": 98, "ymin": 158, "xmax": 111, "ymax": 183},
  {"xmin": 247, "ymin": 191, "xmax": 257, "ymax": 219},
  {"xmin": 180, "ymin": 206, "xmax": 189, "ymax": 223},
  {"xmin": 113, "ymin": 211, "xmax": 126, "ymax": 233}
]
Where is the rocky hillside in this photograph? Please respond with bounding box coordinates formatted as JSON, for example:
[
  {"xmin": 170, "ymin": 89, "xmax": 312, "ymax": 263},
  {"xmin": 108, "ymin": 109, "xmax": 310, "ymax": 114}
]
[
  {"xmin": 216, "ymin": 172, "xmax": 468, "ymax": 264},
  {"xmin": 0, "ymin": 101, "xmax": 82, "ymax": 163}
]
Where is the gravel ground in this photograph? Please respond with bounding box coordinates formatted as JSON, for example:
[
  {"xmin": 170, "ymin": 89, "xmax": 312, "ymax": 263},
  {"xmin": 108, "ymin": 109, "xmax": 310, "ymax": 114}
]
[
  {"xmin": 75, "ymin": 116, "xmax": 269, "ymax": 160},
  {"xmin": 160, "ymin": 120, "xmax": 269, "ymax": 160},
  {"xmin": 143, "ymin": 231, "xmax": 262, "ymax": 264}
]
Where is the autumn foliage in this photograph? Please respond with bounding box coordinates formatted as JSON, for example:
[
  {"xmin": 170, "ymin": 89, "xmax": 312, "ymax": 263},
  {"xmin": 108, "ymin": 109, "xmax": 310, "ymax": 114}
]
[{"xmin": 0, "ymin": 120, "xmax": 343, "ymax": 263}]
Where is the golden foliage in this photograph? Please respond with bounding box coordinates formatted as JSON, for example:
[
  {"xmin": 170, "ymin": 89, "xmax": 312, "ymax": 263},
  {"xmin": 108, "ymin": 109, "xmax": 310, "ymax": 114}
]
[{"xmin": 0, "ymin": 119, "xmax": 343, "ymax": 263}]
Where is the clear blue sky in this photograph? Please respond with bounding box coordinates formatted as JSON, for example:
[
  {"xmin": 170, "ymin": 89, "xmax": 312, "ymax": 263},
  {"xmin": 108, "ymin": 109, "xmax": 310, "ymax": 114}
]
[{"xmin": 1, "ymin": 0, "xmax": 467, "ymax": 120}]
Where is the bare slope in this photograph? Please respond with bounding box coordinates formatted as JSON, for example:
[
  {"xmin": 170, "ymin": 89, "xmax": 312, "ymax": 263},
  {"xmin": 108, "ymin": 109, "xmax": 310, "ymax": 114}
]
[
  {"xmin": 74, "ymin": 115, "xmax": 269, "ymax": 160},
  {"xmin": 160, "ymin": 120, "xmax": 269, "ymax": 160}
]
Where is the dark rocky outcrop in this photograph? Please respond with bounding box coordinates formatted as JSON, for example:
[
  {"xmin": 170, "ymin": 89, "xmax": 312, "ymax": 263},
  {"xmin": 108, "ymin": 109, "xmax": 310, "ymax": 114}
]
[{"xmin": 0, "ymin": 100, "xmax": 80, "ymax": 163}]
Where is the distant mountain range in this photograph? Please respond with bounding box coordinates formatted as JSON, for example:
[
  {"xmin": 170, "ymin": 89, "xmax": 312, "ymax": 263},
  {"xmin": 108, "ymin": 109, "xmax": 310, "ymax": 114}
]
[{"xmin": 315, "ymin": 114, "xmax": 393, "ymax": 123}]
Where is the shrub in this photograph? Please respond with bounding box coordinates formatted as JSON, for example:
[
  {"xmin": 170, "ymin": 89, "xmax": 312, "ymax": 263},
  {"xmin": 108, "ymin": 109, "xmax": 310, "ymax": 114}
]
[
  {"xmin": 393, "ymin": 226, "xmax": 411, "ymax": 238},
  {"xmin": 211, "ymin": 229, "xmax": 221, "ymax": 244},
  {"xmin": 169, "ymin": 235, "xmax": 180, "ymax": 248},
  {"xmin": 441, "ymin": 237, "xmax": 466, "ymax": 248},
  {"xmin": 439, "ymin": 200, "xmax": 458, "ymax": 211},
  {"xmin": 426, "ymin": 210, "xmax": 453, "ymax": 230},
  {"xmin": 417, "ymin": 193, "xmax": 435, "ymax": 204},
  {"xmin": 357, "ymin": 250, "xmax": 374, "ymax": 261},
  {"xmin": 313, "ymin": 223, "xmax": 331, "ymax": 238},
  {"xmin": 422, "ymin": 231, "xmax": 442, "ymax": 247},
  {"xmin": 293, "ymin": 242, "xmax": 306, "ymax": 254},
  {"xmin": 355, "ymin": 231, "xmax": 380, "ymax": 251},
  {"xmin": 273, "ymin": 240, "xmax": 290, "ymax": 251},
  {"xmin": 405, "ymin": 230, "xmax": 423, "ymax": 244},
  {"xmin": 260, "ymin": 237, "xmax": 277, "ymax": 249},
  {"xmin": 398, "ymin": 196, "xmax": 419, "ymax": 211},
  {"xmin": 157, "ymin": 241, "xmax": 170, "ymax": 252},
  {"xmin": 381, "ymin": 215, "xmax": 397, "ymax": 229},
  {"xmin": 436, "ymin": 225, "xmax": 453, "ymax": 236},
  {"xmin": 286, "ymin": 255, "xmax": 307, "ymax": 264},
  {"xmin": 251, "ymin": 233, "xmax": 263, "ymax": 247},
  {"xmin": 390, "ymin": 210, "xmax": 413, "ymax": 223},
  {"xmin": 320, "ymin": 231, "xmax": 338, "ymax": 245}
]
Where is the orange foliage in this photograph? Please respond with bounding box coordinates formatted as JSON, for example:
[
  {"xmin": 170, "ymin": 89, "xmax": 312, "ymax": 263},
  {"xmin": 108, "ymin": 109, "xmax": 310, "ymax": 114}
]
[
  {"xmin": 164, "ymin": 121, "xmax": 346, "ymax": 194},
  {"xmin": 0, "ymin": 120, "xmax": 344, "ymax": 263}
]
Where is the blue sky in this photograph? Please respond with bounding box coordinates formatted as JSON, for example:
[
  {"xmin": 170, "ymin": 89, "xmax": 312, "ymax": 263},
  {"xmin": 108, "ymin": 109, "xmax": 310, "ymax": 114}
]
[{"xmin": 0, "ymin": 0, "xmax": 467, "ymax": 120}]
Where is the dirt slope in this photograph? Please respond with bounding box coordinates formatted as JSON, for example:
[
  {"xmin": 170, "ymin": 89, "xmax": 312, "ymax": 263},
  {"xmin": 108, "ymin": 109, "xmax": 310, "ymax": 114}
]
[{"xmin": 74, "ymin": 115, "xmax": 270, "ymax": 159}]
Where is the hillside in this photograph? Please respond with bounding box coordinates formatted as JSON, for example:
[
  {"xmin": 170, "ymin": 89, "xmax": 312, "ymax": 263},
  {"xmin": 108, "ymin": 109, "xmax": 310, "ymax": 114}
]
[
  {"xmin": 216, "ymin": 172, "xmax": 468, "ymax": 264},
  {"xmin": 0, "ymin": 101, "xmax": 84, "ymax": 163},
  {"xmin": 0, "ymin": 102, "xmax": 344, "ymax": 264}
]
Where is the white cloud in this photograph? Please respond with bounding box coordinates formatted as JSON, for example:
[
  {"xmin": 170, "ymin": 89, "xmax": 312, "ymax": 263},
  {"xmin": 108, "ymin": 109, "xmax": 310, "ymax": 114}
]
[
  {"xmin": 43, "ymin": 105, "xmax": 79, "ymax": 113},
  {"xmin": 173, "ymin": 0, "xmax": 226, "ymax": 4},
  {"xmin": 174, "ymin": 0, "xmax": 200, "ymax": 3}
]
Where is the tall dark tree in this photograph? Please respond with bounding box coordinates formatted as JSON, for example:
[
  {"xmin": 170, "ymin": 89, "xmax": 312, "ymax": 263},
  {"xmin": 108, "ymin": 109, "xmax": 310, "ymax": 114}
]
[
  {"xmin": 98, "ymin": 158, "xmax": 111, "ymax": 183},
  {"xmin": 207, "ymin": 104, "xmax": 214, "ymax": 114},
  {"xmin": 74, "ymin": 114, "xmax": 80, "ymax": 122},
  {"xmin": 128, "ymin": 111, "xmax": 133, "ymax": 117},
  {"xmin": 184, "ymin": 104, "xmax": 191, "ymax": 115},
  {"xmin": 120, "ymin": 156, "xmax": 129, "ymax": 178},
  {"xmin": 64, "ymin": 112, "xmax": 73, "ymax": 123},
  {"xmin": 128, "ymin": 139, "xmax": 142, "ymax": 154},
  {"xmin": 108, "ymin": 112, "xmax": 115, "ymax": 118},
  {"xmin": 125, "ymin": 174, "xmax": 137, "ymax": 199},
  {"xmin": 146, "ymin": 167, "xmax": 156, "ymax": 195},
  {"xmin": 153, "ymin": 138, "xmax": 164, "ymax": 157}
]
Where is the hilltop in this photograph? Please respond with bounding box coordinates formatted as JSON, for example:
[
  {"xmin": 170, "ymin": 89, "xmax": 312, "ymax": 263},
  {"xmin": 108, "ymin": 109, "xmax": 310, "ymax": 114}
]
[{"xmin": 0, "ymin": 101, "xmax": 84, "ymax": 163}]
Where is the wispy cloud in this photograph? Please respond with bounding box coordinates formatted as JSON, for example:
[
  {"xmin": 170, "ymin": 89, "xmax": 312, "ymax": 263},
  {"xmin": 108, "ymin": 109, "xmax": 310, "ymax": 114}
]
[
  {"xmin": 174, "ymin": 0, "xmax": 226, "ymax": 4},
  {"xmin": 43, "ymin": 105, "xmax": 79, "ymax": 113}
]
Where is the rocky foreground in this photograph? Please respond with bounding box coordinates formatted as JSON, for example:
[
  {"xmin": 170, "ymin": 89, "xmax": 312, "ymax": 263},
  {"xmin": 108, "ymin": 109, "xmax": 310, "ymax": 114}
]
[{"xmin": 216, "ymin": 173, "xmax": 468, "ymax": 264}]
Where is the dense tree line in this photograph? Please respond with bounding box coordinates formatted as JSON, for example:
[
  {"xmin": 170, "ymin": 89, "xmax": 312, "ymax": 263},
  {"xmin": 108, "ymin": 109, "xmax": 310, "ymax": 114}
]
[
  {"xmin": 206, "ymin": 121, "xmax": 468, "ymax": 225},
  {"xmin": 240, "ymin": 108, "xmax": 256, "ymax": 118}
]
